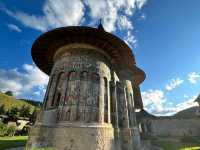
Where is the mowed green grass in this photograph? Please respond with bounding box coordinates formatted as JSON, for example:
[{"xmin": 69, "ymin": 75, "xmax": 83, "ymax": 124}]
[
  {"xmin": 0, "ymin": 136, "xmax": 28, "ymax": 150},
  {"xmin": 152, "ymin": 137, "xmax": 200, "ymax": 150},
  {"xmin": 0, "ymin": 135, "xmax": 200, "ymax": 150}
]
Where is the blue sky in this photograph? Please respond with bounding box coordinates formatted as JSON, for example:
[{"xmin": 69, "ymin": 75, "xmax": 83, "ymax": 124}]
[{"xmin": 0, "ymin": 0, "xmax": 200, "ymax": 116}]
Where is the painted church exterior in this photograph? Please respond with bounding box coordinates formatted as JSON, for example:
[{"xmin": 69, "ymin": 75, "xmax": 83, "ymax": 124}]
[{"xmin": 27, "ymin": 24, "xmax": 146, "ymax": 150}]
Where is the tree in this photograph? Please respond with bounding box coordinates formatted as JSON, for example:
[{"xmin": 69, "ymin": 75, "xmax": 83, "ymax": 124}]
[
  {"xmin": 30, "ymin": 107, "xmax": 40, "ymax": 123},
  {"xmin": 0, "ymin": 122, "xmax": 8, "ymax": 136},
  {"xmin": 4, "ymin": 91, "xmax": 13, "ymax": 96},
  {"xmin": 0, "ymin": 104, "xmax": 5, "ymax": 115},
  {"xmin": 9, "ymin": 107, "xmax": 19, "ymax": 120},
  {"xmin": 19, "ymin": 105, "xmax": 31, "ymax": 118}
]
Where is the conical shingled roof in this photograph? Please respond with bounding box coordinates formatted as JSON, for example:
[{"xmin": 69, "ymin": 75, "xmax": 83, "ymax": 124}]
[{"xmin": 31, "ymin": 26, "xmax": 146, "ymax": 85}]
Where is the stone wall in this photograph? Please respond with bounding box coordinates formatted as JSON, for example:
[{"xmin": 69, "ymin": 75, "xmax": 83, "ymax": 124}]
[{"xmin": 141, "ymin": 118, "xmax": 200, "ymax": 137}]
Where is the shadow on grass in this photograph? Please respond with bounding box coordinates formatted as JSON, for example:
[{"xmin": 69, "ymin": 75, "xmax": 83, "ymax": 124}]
[{"xmin": 0, "ymin": 136, "xmax": 28, "ymax": 150}]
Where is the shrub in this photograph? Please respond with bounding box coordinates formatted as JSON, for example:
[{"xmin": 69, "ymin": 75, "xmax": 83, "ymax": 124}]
[
  {"xmin": 0, "ymin": 104, "xmax": 5, "ymax": 115},
  {"xmin": 20, "ymin": 105, "xmax": 31, "ymax": 118},
  {"xmin": 0, "ymin": 122, "xmax": 17, "ymax": 136},
  {"xmin": 0, "ymin": 122, "xmax": 8, "ymax": 136},
  {"xmin": 9, "ymin": 107, "xmax": 19, "ymax": 120},
  {"xmin": 7, "ymin": 125, "xmax": 16, "ymax": 136},
  {"xmin": 4, "ymin": 91, "xmax": 13, "ymax": 96}
]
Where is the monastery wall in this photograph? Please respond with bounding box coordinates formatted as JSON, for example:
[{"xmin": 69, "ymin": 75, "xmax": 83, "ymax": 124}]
[{"xmin": 141, "ymin": 118, "xmax": 200, "ymax": 137}]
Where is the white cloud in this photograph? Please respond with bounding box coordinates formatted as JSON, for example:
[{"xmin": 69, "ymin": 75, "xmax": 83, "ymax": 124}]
[
  {"xmin": 142, "ymin": 89, "xmax": 198, "ymax": 116},
  {"xmin": 7, "ymin": 24, "xmax": 21, "ymax": 32},
  {"xmin": 175, "ymin": 95, "xmax": 198, "ymax": 112},
  {"xmin": 124, "ymin": 30, "xmax": 137, "ymax": 47},
  {"xmin": 1, "ymin": 0, "xmax": 148, "ymax": 49},
  {"xmin": 33, "ymin": 91, "xmax": 41, "ymax": 96},
  {"xmin": 117, "ymin": 15, "xmax": 133, "ymax": 30},
  {"xmin": 2, "ymin": 0, "xmax": 85, "ymax": 32},
  {"xmin": 84, "ymin": 0, "xmax": 119, "ymax": 32},
  {"xmin": 188, "ymin": 72, "xmax": 200, "ymax": 84},
  {"xmin": 1, "ymin": 0, "xmax": 146, "ymax": 33},
  {"xmin": 22, "ymin": 64, "xmax": 49, "ymax": 91},
  {"xmin": 84, "ymin": 0, "xmax": 146, "ymax": 32},
  {"xmin": 140, "ymin": 14, "xmax": 146, "ymax": 20},
  {"xmin": 142, "ymin": 89, "xmax": 166, "ymax": 114},
  {"xmin": 184, "ymin": 94, "xmax": 189, "ymax": 98},
  {"xmin": 43, "ymin": 0, "xmax": 85, "ymax": 28},
  {"xmin": 136, "ymin": 0, "xmax": 147, "ymax": 9},
  {"xmin": 159, "ymin": 96, "xmax": 198, "ymax": 116},
  {"xmin": 0, "ymin": 64, "xmax": 49, "ymax": 99},
  {"xmin": 165, "ymin": 78, "xmax": 183, "ymax": 91}
]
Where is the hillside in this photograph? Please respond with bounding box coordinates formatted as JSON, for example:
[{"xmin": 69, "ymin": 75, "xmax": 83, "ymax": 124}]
[
  {"xmin": 0, "ymin": 92, "xmax": 42, "ymax": 114},
  {"xmin": 174, "ymin": 106, "xmax": 199, "ymax": 119}
]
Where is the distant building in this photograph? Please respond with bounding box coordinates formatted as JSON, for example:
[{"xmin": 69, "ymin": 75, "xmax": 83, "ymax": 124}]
[{"xmin": 27, "ymin": 24, "xmax": 146, "ymax": 150}]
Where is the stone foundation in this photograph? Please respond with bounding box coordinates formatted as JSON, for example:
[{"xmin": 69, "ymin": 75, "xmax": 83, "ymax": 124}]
[{"xmin": 27, "ymin": 123, "xmax": 116, "ymax": 150}]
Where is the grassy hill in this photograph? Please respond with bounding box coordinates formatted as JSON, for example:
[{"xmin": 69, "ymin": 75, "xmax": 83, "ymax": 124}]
[
  {"xmin": 174, "ymin": 106, "xmax": 199, "ymax": 119},
  {"xmin": 0, "ymin": 92, "xmax": 42, "ymax": 114}
]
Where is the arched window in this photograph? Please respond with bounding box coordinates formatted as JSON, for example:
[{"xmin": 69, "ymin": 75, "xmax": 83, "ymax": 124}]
[
  {"xmin": 116, "ymin": 81, "xmax": 123, "ymax": 127},
  {"xmin": 78, "ymin": 71, "xmax": 89, "ymax": 121},
  {"xmin": 67, "ymin": 71, "xmax": 78, "ymax": 103},
  {"xmin": 51, "ymin": 72, "xmax": 64, "ymax": 107},
  {"xmin": 55, "ymin": 93, "xmax": 61, "ymax": 107},
  {"xmin": 91, "ymin": 73, "xmax": 100, "ymax": 122},
  {"xmin": 130, "ymin": 93, "xmax": 136, "ymax": 125},
  {"xmin": 104, "ymin": 77, "xmax": 108, "ymax": 123},
  {"xmin": 44, "ymin": 74, "xmax": 54, "ymax": 109},
  {"xmin": 109, "ymin": 81, "xmax": 115, "ymax": 125},
  {"xmin": 66, "ymin": 109, "xmax": 71, "ymax": 121},
  {"xmin": 66, "ymin": 71, "xmax": 79, "ymax": 121}
]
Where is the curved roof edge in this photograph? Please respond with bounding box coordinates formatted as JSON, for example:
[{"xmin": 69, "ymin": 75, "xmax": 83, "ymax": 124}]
[{"xmin": 31, "ymin": 26, "xmax": 146, "ymax": 84}]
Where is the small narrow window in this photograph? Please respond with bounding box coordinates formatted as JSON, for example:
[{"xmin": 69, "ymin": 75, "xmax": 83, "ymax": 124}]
[
  {"xmin": 44, "ymin": 75, "xmax": 54, "ymax": 109},
  {"xmin": 104, "ymin": 77, "xmax": 108, "ymax": 123},
  {"xmin": 66, "ymin": 109, "xmax": 71, "ymax": 121},
  {"xmin": 110, "ymin": 81, "xmax": 114, "ymax": 125},
  {"xmin": 51, "ymin": 72, "xmax": 63, "ymax": 107},
  {"xmin": 56, "ymin": 93, "xmax": 61, "ymax": 107}
]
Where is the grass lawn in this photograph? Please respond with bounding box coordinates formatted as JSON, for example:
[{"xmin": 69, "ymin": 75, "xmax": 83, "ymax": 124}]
[
  {"xmin": 0, "ymin": 136, "xmax": 28, "ymax": 150},
  {"xmin": 152, "ymin": 137, "xmax": 200, "ymax": 150}
]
